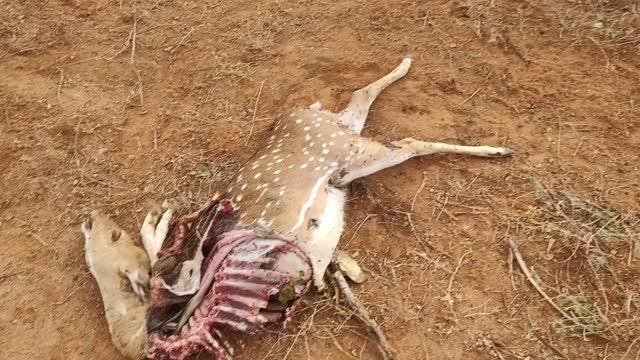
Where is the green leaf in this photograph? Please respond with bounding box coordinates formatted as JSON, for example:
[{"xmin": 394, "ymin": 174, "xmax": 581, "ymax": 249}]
[{"xmin": 196, "ymin": 169, "xmax": 211, "ymax": 179}]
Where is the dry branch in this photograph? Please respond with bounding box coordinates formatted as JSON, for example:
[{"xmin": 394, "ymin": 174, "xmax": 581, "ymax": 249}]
[
  {"xmin": 51, "ymin": 277, "xmax": 88, "ymax": 306},
  {"xmin": 246, "ymin": 80, "xmax": 265, "ymax": 144},
  {"xmin": 508, "ymin": 239, "xmax": 605, "ymax": 336},
  {"xmin": 171, "ymin": 24, "xmax": 204, "ymax": 59},
  {"xmin": 57, "ymin": 68, "xmax": 64, "ymax": 108},
  {"xmin": 332, "ymin": 267, "xmax": 398, "ymax": 360},
  {"xmin": 443, "ymin": 251, "xmax": 470, "ymax": 321},
  {"xmin": 130, "ymin": 13, "xmax": 139, "ymax": 64},
  {"xmin": 460, "ymin": 88, "xmax": 480, "ymax": 106}
]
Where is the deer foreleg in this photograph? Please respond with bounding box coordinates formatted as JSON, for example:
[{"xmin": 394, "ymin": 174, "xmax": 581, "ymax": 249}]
[{"xmin": 141, "ymin": 201, "xmax": 177, "ymax": 267}]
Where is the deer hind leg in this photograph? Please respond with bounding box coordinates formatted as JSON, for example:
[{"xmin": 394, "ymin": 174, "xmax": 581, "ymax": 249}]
[
  {"xmin": 141, "ymin": 200, "xmax": 177, "ymax": 267},
  {"xmin": 337, "ymin": 57, "xmax": 413, "ymax": 134},
  {"xmin": 334, "ymin": 137, "xmax": 513, "ymax": 186}
]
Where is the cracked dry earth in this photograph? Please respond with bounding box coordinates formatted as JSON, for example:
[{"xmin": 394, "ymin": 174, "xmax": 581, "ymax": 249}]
[{"xmin": 1, "ymin": 0, "xmax": 639, "ymax": 359}]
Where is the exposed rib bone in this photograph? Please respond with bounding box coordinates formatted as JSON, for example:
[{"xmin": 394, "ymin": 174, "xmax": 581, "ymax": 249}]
[{"xmin": 147, "ymin": 228, "xmax": 312, "ymax": 360}]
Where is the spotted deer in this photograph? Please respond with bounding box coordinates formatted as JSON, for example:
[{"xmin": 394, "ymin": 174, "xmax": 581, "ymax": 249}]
[{"xmin": 82, "ymin": 57, "xmax": 513, "ymax": 360}]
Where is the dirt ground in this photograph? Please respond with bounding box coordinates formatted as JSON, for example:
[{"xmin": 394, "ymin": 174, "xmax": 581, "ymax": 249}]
[{"xmin": 2, "ymin": 0, "xmax": 640, "ymax": 359}]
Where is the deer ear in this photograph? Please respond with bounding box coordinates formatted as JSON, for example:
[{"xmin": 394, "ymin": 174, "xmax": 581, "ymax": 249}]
[{"xmin": 111, "ymin": 229, "xmax": 122, "ymax": 242}]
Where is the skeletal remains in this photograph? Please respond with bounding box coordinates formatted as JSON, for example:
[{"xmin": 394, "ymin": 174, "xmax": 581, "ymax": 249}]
[{"xmin": 81, "ymin": 57, "xmax": 513, "ymax": 359}]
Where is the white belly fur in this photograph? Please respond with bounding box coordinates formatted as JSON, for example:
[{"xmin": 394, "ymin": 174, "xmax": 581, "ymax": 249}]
[{"xmin": 298, "ymin": 186, "xmax": 346, "ymax": 289}]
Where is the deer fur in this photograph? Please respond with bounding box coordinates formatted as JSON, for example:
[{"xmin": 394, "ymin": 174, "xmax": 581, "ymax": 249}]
[
  {"xmin": 82, "ymin": 57, "xmax": 513, "ymax": 359},
  {"xmin": 81, "ymin": 211, "xmax": 151, "ymax": 359}
]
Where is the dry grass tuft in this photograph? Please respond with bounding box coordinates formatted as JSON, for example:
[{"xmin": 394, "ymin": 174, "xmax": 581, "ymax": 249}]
[{"xmin": 505, "ymin": 180, "xmax": 640, "ymax": 342}]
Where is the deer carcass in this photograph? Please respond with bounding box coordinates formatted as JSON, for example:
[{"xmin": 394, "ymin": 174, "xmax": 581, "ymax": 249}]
[{"xmin": 81, "ymin": 57, "xmax": 513, "ymax": 360}]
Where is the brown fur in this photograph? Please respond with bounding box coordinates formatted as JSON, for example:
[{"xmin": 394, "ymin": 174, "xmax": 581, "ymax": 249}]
[{"xmin": 81, "ymin": 210, "xmax": 150, "ymax": 359}]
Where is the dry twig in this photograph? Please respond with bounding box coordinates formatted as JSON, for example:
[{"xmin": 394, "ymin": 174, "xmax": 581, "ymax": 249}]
[
  {"xmin": 171, "ymin": 24, "xmax": 204, "ymax": 59},
  {"xmin": 531, "ymin": 330, "xmax": 568, "ymax": 359},
  {"xmin": 587, "ymin": 36, "xmax": 610, "ymax": 70},
  {"xmin": 130, "ymin": 13, "xmax": 139, "ymax": 64},
  {"xmin": 342, "ymin": 213, "xmax": 376, "ymax": 248},
  {"xmin": 460, "ymin": 89, "xmax": 480, "ymax": 106},
  {"xmin": 51, "ymin": 277, "xmax": 89, "ymax": 306},
  {"xmin": 134, "ymin": 69, "xmax": 144, "ymax": 106},
  {"xmin": 622, "ymin": 336, "xmax": 640, "ymax": 359},
  {"xmin": 330, "ymin": 335, "xmax": 359, "ymax": 360},
  {"xmin": 411, "ymin": 172, "xmax": 428, "ymax": 212},
  {"xmin": 332, "ymin": 267, "xmax": 398, "ymax": 360},
  {"xmin": 29, "ymin": 232, "xmax": 48, "ymax": 246},
  {"xmin": 443, "ymin": 251, "xmax": 470, "ymax": 321},
  {"xmin": 478, "ymin": 336, "xmax": 506, "ymax": 360},
  {"xmin": 508, "ymin": 239, "xmax": 604, "ymax": 336},
  {"xmin": 246, "ymin": 80, "xmax": 265, "ymax": 144},
  {"xmin": 57, "ymin": 68, "xmax": 64, "ymax": 108},
  {"xmin": 109, "ymin": 27, "xmax": 134, "ymax": 60}
]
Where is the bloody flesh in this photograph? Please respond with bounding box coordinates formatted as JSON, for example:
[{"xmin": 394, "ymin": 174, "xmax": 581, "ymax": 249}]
[{"xmin": 146, "ymin": 196, "xmax": 312, "ymax": 360}]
